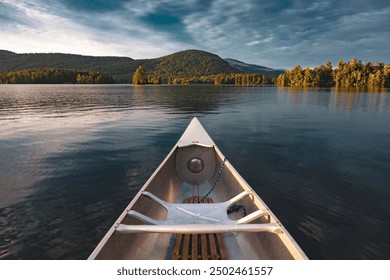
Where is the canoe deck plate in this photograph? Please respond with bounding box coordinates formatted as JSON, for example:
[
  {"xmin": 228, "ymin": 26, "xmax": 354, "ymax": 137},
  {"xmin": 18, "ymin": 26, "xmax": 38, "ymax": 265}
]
[{"xmin": 172, "ymin": 196, "xmax": 228, "ymax": 260}]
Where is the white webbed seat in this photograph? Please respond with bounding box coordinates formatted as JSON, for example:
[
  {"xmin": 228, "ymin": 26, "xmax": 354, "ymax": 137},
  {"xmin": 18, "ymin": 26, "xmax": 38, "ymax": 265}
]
[{"xmin": 116, "ymin": 191, "xmax": 282, "ymax": 234}]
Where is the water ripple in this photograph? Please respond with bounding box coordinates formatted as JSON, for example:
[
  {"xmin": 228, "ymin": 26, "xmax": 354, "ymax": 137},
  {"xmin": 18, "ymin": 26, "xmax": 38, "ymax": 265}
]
[{"xmin": 1, "ymin": 85, "xmax": 390, "ymax": 259}]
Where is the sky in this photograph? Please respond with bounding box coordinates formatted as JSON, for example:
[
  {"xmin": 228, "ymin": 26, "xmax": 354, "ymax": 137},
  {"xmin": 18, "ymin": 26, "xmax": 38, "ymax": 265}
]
[{"xmin": 1, "ymin": 0, "xmax": 389, "ymax": 69}]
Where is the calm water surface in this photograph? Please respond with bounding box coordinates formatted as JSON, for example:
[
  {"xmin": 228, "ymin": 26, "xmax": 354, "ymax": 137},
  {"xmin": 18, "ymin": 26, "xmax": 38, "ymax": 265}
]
[{"xmin": 0, "ymin": 84, "xmax": 389, "ymax": 259}]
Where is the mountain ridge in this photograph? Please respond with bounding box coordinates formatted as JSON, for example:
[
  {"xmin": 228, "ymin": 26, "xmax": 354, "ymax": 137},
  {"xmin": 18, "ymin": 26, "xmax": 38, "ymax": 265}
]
[
  {"xmin": 0, "ymin": 49, "xmax": 283, "ymax": 83},
  {"xmin": 224, "ymin": 58, "xmax": 284, "ymax": 77}
]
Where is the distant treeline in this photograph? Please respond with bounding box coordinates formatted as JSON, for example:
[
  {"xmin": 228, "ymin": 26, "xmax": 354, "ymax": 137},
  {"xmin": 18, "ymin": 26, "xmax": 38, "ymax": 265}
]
[
  {"xmin": 0, "ymin": 68, "xmax": 115, "ymax": 84},
  {"xmin": 1, "ymin": 49, "xmax": 286, "ymax": 83},
  {"xmin": 132, "ymin": 65, "xmax": 274, "ymax": 85},
  {"xmin": 167, "ymin": 73, "xmax": 275, "ymax": 85},
  {"xmin": 3, "ymin": 59, "xmax": 389, "ymax": 88},
  {"xmin": 277, "ymin": 59, "xmax": 390, "ymax": 88}
]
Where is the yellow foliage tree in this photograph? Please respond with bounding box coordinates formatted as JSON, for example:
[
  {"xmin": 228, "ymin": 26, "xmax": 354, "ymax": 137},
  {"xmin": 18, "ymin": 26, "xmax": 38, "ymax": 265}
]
[{"xmin": 132, "ymin": 65, "xmax": 147, "ymax": 84}]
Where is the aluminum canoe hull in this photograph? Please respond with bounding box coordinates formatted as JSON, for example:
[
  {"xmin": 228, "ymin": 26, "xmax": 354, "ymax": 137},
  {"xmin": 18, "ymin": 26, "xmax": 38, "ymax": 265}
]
[{"xmin": 88, "ymin": 117, "xmax": 307, "ymax": 260}]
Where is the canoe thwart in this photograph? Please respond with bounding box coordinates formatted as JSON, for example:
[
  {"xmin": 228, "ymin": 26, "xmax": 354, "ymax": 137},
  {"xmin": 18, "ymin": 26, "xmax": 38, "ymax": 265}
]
[{"xmin": 116, "ymin": 223, "xmax": 282, "ymax": 234}]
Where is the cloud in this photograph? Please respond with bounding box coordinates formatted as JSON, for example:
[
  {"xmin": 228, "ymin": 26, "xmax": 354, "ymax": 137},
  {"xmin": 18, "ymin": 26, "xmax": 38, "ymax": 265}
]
[
  {"xmin": 0, "ymin": 0, "xmax": 389, "ymax": 68},
  {"xmin": 0, "ymin": 0, "xmax": 191, "ymax": 58},
  {"xmin": 57, "ymin": 0, "xmax": 129, "ymax": 13},
  {"xmin": 247, "ymin": 41, "xmax": 261, "ymax": 46},
  {"xmin": 0, "ymin": 1, "xmax": 118, "ymax": 55}
]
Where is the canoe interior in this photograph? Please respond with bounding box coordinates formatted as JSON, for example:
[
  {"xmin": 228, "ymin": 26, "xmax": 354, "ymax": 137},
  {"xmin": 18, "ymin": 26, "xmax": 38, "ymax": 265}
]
[{"xmin": 90, "ymin": 144, "xmax": 306, "ymax": 260}]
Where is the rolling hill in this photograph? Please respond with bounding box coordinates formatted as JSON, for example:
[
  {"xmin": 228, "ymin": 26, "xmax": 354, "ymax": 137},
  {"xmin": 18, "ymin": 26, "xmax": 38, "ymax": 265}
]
[{"xmin": 0, "ymin": 49, "xmax": 283, "ymax": 83}]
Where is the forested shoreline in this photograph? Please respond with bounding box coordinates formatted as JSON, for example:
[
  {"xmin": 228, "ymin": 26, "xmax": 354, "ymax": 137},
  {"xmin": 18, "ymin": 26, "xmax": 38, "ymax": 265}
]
[
  {"xmin": 277, "ymin": 59, "xmax": 390, "ymax": 88},
  {"xmin": 0, "ymin": 68, "xmax": 115, "ymax": 84},
  {"xmin": 1, "ymin": 58, "xmax": 389, "ymax": 88},
  {"xmin": 132, "ymin": 65, "xmax": 274, "ymax": 85},
  {"xmin": 132, "ymin": 59, "xmax": 390, "ymax": 88}
]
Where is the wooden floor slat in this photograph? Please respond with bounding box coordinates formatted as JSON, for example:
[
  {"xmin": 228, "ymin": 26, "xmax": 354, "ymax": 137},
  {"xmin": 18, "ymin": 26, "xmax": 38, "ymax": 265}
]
[
  {"xmin": 172, "ymin": 234, "xmax": 183, "ymax": 260},
  {"xmin": 216, "ymin": 232, "xmax": 228, "ymax": 260},
  {"xmin": 201, "ymin": 234, "xmax": 208, "ymax": 260},
  {"xmin": 209, "ymin": 234, "xmax": 218, "ymax": 260},
  {"xmin": 191, "ymin": 234, "xmax": 198, "ymax": 260},
  {"xmin": 182, "ymin": 234, "xmax": 190, "ymax": 258},
  {"xmin": 171, "ymin": 196, "xmax": 228, "ymax": 260}
]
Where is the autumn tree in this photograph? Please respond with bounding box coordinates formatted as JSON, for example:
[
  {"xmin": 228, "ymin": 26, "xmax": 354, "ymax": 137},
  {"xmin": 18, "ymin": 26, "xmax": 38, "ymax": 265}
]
[
  {"xmin": 0, "ymin": 68, "xmax": 114, "ymax": 84},
  {"xmin": 277, "ymin": 59, "xmax": 389, "ymax": 88},
  {"xmin": 148, "ymin": 72, "xmax": 162, "ymax": 84},
  {"xmin": 315, "ymin": 62, "xmax": 334, "ymax": 87},
  {"xmin": 132, "ymin": 65, "xmax": 148, "ymax": 84}
]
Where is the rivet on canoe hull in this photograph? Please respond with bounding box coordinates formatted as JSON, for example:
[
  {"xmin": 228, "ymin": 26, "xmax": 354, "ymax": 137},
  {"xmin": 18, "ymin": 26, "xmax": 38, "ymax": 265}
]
[{"xmin": 187, "ymin": 157, "xmax": 204, "ymax": 173}]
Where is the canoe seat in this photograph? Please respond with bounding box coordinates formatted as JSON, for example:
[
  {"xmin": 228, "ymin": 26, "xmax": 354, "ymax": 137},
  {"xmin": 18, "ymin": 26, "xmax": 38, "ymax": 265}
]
[
  {"xmin": 116, "ymin": 192, "xmax": 282, "ymax": 259},
  {"xmin": 172, "ymin": 196, "xmax": 226, "ymax": 260},
  {"xmin": 122, "ymin": 191, "xmax": 269, "ymax": 225},
  {"xmin": 116, "ymin": 191, "xmax": 282, "ymax": 235}
]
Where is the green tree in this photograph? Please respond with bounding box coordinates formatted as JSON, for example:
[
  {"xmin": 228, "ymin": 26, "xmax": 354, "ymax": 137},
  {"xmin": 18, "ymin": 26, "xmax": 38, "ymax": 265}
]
[
  {"xmin": 303, "ymin": 68, "xmax": 314, "ymax": 87},
  {"xmin": 132, "ymin": 65, "xmax": 148, "ymax": 84},
  {"xmin": 314, "ymin": 62, "xmax": 334, "ymax": 87}
]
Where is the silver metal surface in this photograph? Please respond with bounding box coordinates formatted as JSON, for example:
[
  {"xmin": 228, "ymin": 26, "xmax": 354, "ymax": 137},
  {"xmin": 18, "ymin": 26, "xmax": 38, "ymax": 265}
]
[
  {"xmin": 88, "ymin": 117, "xmax": 308, "ymax": 260},
  {"xmin": 187, "ymin": 157, "xmax": 204, "ymax": 173},
  {"xmin": 177, "ymin": 117, "xmax": 214, "ymax": 148},
  {"xmin": 176, "ymin": 145, "xmax": 215, "ymax": 184},
  {"xmin": 116, "ymin": 223, "xmax": 282, "ymax": 234}
]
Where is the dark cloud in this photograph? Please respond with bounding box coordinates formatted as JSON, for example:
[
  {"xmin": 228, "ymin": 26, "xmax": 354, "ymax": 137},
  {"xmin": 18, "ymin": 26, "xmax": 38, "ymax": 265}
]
[
  {"xmin": 153, "ymin": 0, "xmax": 213, "ymax": 16},
  {"xmin": 212, "ymin": 0, "xmax": 390, "ymax": 68},
  {"xmin": 141, "ymin": 12, "xmax": 181, "ymax": 27},
  {"xmin": 139, "ymin": 9, "xmax": 194, "ymax": 43},
  {"xmin": 1, "ymin": 0, "xmax": 389, "ymax": 68},
  {"xmin": 57, "ymin": 0, "xmax": 128, "ymax": 12},
  {"xmin": 0, "ymin": 2, "xmax": 31, "ymax": 26}
]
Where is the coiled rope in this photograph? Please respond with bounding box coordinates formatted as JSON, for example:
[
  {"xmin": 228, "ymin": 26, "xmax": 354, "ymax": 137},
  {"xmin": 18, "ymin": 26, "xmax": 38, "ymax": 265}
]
[
  {"xmin": 198, "ymin": 157, "xmax": 247, "ymax": 217},
  {"xmin": 199, "ymin": 157, "xmax": 227, "ymax": 203},
  {"xmin": 227, "ymin": 204, "xmax": 247, "ymax": 217}
]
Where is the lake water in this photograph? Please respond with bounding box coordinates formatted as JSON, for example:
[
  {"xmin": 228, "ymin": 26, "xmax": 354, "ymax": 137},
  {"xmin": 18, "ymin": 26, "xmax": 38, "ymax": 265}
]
[{"xmin": 0, "ymin": 84, "xmax": 389, "ymax": 260}]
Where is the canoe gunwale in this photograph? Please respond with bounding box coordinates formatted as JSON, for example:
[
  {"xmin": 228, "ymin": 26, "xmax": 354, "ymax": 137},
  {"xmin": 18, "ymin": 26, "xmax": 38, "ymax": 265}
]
[
  {"xmin": 213, "ymin": 145, "xmax": 308, "ymax": 260},
  {"xmin": 87, "ymin": 141, "xmax": 179, "ymax": 260}
]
